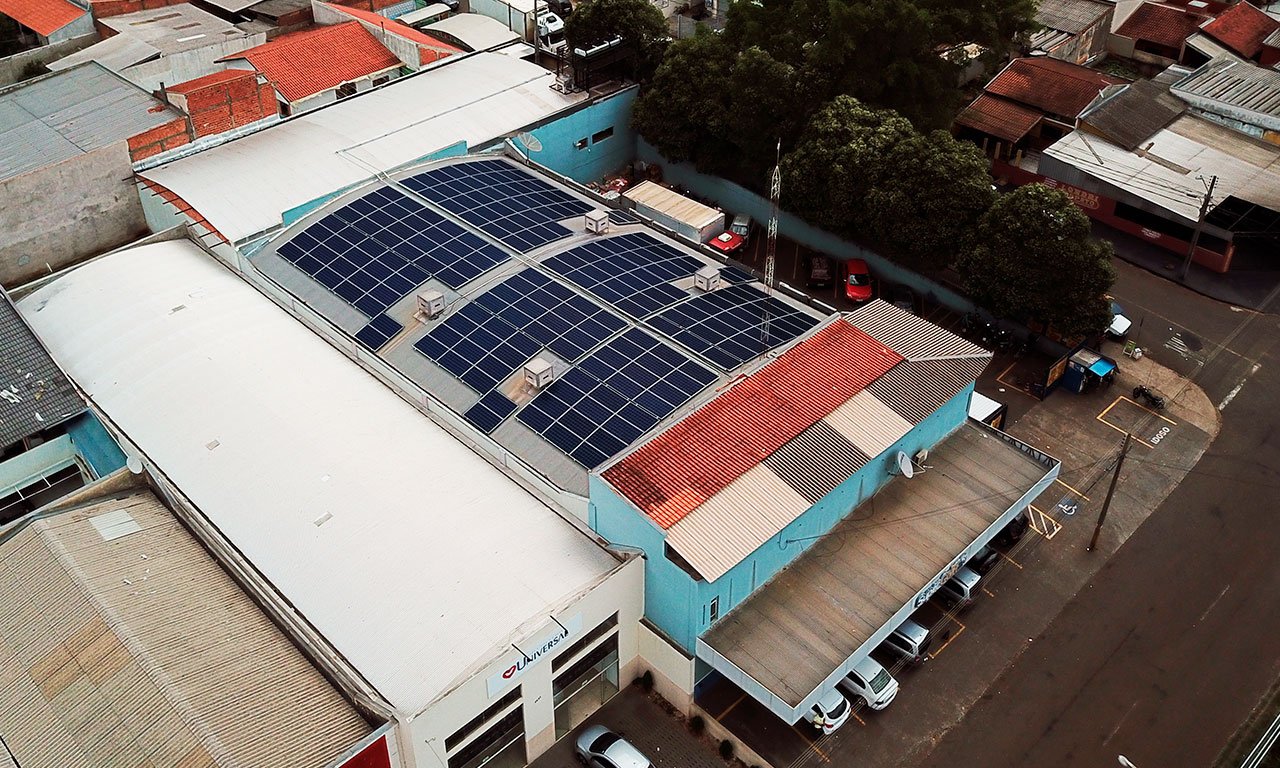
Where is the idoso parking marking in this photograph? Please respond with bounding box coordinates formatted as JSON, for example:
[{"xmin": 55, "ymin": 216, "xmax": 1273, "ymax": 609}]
[{"xmin": 1096, "ymin": 396, "xmax": 1177, "ymax": 447}]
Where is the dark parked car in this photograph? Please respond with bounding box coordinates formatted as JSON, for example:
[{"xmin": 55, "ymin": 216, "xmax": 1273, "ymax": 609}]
[{"xmin": 808, "ymin": 255, "xmax": 833, "ymax": 288}]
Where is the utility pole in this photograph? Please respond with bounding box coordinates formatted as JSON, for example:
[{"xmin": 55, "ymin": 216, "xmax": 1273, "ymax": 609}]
[
  {"xmin": 1178, "ymin": 175, "xmax": 1217, "ymax": 283},
  {"xmin": 1089, "ymin": 431, "xmax": 1132, "ymax": 552}
]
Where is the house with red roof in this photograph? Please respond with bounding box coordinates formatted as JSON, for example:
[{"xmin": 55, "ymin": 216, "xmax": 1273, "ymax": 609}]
[
  {"xmin": 953, "ymin": 57, "xmax": 1127, "ymax": 158},
  {"xmin": 1187, "ymin": 0, "xmax": 1280, "ymax": 66},
  {"xmin": 1109, "ymin": 1, "xmax": 1210, "ymax": 65},
  {"xmin": 0, "ymin": 0, "xmax": 92, "ymax": 45},
  {"xmin": 314, "ymin": 1, "xmax": 462, "ymax": 70},
  {"xmin": 217, "ymin": 20, "xmax": 403, "ymax": 115}
]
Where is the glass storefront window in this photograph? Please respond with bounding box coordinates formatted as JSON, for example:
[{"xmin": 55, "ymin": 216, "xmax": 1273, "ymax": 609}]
[
  {"xmin": 448, "ymin": 707, "xmax": 525, "ymax": 768},
  {"xmin": 552, "ymin": 635, "xmax": 619, "ymax": 738}
]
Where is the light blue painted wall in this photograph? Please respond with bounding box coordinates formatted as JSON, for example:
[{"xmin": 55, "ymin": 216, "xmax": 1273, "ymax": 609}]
[
  {"xmin": 635, "ymin": 139, "xmax": 976, "ymax": 315},
  {"xmin": 66, "ymin": 413, "xmax": 127, "ymax": 479},
  {"xmin": 591, "ymin": 383, "xmax": 975, "ymax": 652},
  {"xmin": 523, "ymin": 87, "xmax": 638, "ymax": 185}
]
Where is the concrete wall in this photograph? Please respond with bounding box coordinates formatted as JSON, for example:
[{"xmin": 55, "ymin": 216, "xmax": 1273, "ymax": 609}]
[
  {"xmin": 0, "ymin": 33, "xmax": 96, "ymax": 86},
  {"xmin": 636, "ymin": 139, "xmax": 977, "ymax": 314},
  {"xmin": 120, "ymin": 34, "xmax": 266, "ymax": 91},
  {"xmin": 526, "ymin": 87, "xmax": 638, "ymax": 185},
  {"xmin": 47, "ymin": 13, "xmax": 95, "ymax": 43},
  {"xmin": 0, "ymin": 141, "xmax": 148, "ymax": 287},
  {"xmin": 589, "ymin": 383, "xmax": 974, "ymax": 654}
]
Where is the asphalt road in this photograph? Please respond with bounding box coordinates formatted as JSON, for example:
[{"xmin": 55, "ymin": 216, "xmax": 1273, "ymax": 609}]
[{"xmin": 915, "ymin": 266, "xmax": 1280, "ymax": 768}]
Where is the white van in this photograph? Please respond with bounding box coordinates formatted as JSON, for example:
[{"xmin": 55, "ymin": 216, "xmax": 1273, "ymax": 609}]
[
  {"xmin": 807, "ymin": 688, "xmax": 851, "ymax": 734},
  {"xmin": 878, "ymin": 618, "xmax": 933, "ymax": 665},
  {"xmin": 838, "ymin": 656, "xmax": 899, "ymax": 711},
  {"xmin": 937, "ymin": 566, "xmax": 981, "ymax": 610}
]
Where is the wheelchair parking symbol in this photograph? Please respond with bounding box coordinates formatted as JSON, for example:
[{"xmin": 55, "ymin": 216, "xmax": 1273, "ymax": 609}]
[{"xmin": 1055, "ymin": 497, "xmax": 1080, "ymax": 517}]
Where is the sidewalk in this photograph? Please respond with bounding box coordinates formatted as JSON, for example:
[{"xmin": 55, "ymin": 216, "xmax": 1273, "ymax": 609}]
[{"xmin": 1092, "ymin": 220, "xmax": 1280, "ymax": 311}]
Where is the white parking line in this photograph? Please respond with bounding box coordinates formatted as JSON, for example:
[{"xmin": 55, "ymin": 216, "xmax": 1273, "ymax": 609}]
[{"xmin": 1219, "ymin": 363, "xmax": 1261, "ymax": 411}]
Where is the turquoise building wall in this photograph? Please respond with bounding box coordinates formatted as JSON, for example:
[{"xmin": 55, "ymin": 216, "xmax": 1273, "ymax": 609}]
[
  {"xmin": 590, "ymin": 383, "xmax": 975, "ymax": 653},
  {"xmin": 67, "ymin": 413, "xmax": 127, "ymax": 478},
  {"xmin": 522, "ymin": 87, "xmax": 638, "ymax": 184}
]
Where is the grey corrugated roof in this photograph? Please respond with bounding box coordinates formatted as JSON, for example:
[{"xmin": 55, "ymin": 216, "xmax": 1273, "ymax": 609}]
[
  {"xmin": 1079, "ymin": 77, "xmax": 1187, "ymax": 150},
  {"xmin": 0, "ymin": 290, "xmax": 83, "ymax": 447},
  {"xmin": 0, "ymin": 62, "xmax": 182, "ymax": 181},
  {"xmin": 1036, "ymin": 0, "xmax": 1111, "ymax": 33},
  {"xmin": 847, "ymin": 300, "xmax": 990, "ymax": 362},
  {"xmin": 868, "ymin": 357, "xmax": 990, "ymax": 425},
  {"xmin": 1172, "ymin": 56, "xmax": 1280, "ymax": 125},
  {"xmin": 763, "ymin": 421, "xmax": 869, "ymax": 504},
  {"xmin": 47, "ymin": 34, "xmax": 161, "ymax": 73}
]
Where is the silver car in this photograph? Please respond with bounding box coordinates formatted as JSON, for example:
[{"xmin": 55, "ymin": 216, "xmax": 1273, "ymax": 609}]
[{"xmin": 574, "ymin": 725, "xmax": 652, "ymax": 768}]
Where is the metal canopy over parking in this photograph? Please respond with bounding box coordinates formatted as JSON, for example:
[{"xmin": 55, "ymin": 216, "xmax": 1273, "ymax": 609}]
[{"xmin": 696, "ymin": 423, "xmax": 1058, "ymax": 723}]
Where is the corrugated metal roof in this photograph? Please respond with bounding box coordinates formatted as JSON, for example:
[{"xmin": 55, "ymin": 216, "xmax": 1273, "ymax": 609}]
[
  {"xmin": 0, "ymin": 290, "xmax": 83, "ymax": 446},
  {"xmin": 822, "ymin": 389, "xmax": 914, "ymax": 458},
  {"xmin": 1079, "ymin": 78, "xmax": 1187, "ymax": 150},
  {"xmin": 624, "ymin": 180, "xmax": 724, "ymax": 231},
  {"xmin": 867, "ymin": 357, "xmax": 990, "ymax": 425},
  {"xmin": 0, "ymin": 62, "xmax": 182, "ymax": 181},
  {"xmin": 0, "ymin": 490, "xmax": 371, "ymax": 768},
  {"xmin": 664, "ymin": 464, "xmax": 810, "ymax": 583},
  {"xmin": 1172, "ymin": 56, "xmax": 1280, "ymax": 127},
  {"xmin": 1036, "ymin": 0, "xmax": 1111, "ymax": 34},
  {"xmin": 603, "ymin": 320, "xmax": 903, "ymax": 529},
  {"xmin": 425, "ymin": 12, "xmax": 521, "ymax": 51},
  {"xmin": 46, "ymin": 34, "xmax": 160, "ymax": 73},
  {"xmin": 97, "ymin": 4, "xmax": 250, "ymax": 56},
  {"xmin": 763, "ymin": 420, "xmax": 869, "ymax": 504},
  {"xmin": 847, "ymin": 300, "xmax": 991, "ymax": 362},
  {"xmin": 954, "ymin": 93, "xmax": 1043, "ymax": 142}
]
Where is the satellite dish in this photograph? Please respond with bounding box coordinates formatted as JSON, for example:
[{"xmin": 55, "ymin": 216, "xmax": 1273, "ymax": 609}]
[
  {"xmin": 515, "ymin": 132, "xmax": 543, "ymax": 153},
  {"xmin": 896, "ymin": 451, "xmax": 915, "ymax": 478},
  {"xmin": 126, "ymin": 455, "xmax": 144, "ymax": 474}
]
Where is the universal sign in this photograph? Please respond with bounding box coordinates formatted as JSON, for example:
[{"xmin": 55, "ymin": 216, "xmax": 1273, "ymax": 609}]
[{"xmin": 486, "ymin": 615, "xmax": 583, "ymax": 697}]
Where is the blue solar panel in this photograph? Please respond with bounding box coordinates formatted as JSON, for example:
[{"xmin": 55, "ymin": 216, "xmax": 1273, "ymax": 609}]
[
  {"xmin": 402, "ymin": 159, "xmax": 593, "ymax": 253},
  {"xmin": 542, "ymin": 232, "xmax": 704, "ymax": 318},
  {"xmin": 607, "ymin": 209, "xmax": 640, "ymax": 225},
  {"xmin": 721, "ymin": 265, "xmax": 757, "ymax": 284},
  {"xmin": 415, "ymin": 269, "xmax": 626, "ymax": 392},
  {"xmin": 354, "ymin": 313, "xmax": 404, "ymax": 351},
  {"xmin": 465, "ymin": 390, "xmax": 518, "ymax": 434},
  {"xmin": 278, "ymin": 186, "xmax": 510, "ymax": 320},
  {"xmin": 517, "ymin": 328, "xmax": 717, "ymax": 467},
  {"xmin": 646, "ymin": 283, "xmax": 820, "ymax": 370}
]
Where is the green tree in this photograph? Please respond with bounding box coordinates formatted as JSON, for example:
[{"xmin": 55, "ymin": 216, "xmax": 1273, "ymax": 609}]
[
  {"xmin": 565, "ymin": 0, "xmax": 669, "ymax": 79},
  {"xmin": 864, "ymin": 130, "xmax": 996, "ymax": 272},
  {"xmin": 779, "ymin": 95, "xmax": 914, "ymax": 235},
  {"xmin": 632, "ymin": 29, "xmax": 735, "ymax": 167},
  {"xmin": 725, "ymin": 47, "xmax": 802, "ymax": 179},
  {"xmin": 958, "ymin": 184, "xmax": 1116, "ymax": 337}
]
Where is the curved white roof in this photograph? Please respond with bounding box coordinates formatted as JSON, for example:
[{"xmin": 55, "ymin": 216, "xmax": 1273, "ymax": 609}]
[
  {"xmin": 18, "ymin": 240, "xmax": 618, "ymax": 717},
  {"xmin": 139, "ymin": 53, "xmax": 585, "ymax": 243}
]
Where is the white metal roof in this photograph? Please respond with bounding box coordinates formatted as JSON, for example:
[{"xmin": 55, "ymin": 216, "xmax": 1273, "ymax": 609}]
[
  {"xmin": 18, "ymin": 239, "xmax": 620, "ymax": 717},
  {"xmin": 424, "ymin": 12, "xmax": 521, "ymax": 50},
  {"xmin": 139, "ymin": 53, "xmax": 585, "ymax": 243}
]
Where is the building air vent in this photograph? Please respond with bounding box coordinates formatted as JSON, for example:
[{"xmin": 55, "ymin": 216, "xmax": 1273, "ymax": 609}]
[
  {"xmin": 417, "ymin": 290, "xmax": 445, "ymax": 319},
  {"xmin": 584, "ymin": 209, "xmax": 610, "ymax": 235},
  {"xmin": 694, "ymin": 265, "xmax": 721, "ymax": 292},
  {"xmin": 523, "ymin": 357, "xmax": 555, "ymax": 389}
]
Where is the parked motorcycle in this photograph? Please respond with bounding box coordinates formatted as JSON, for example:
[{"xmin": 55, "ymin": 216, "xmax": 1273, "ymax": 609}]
[{"xmin": 1132, "ymin": 385, "xmax": 1165, "ymax": 410}]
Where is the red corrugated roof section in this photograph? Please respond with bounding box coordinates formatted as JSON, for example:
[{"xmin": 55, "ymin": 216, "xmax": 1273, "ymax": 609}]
[
  {"xmin": 223, "ymin": 21, "xmax": 401, "ymax": 102},
  {"xmin": 984, "ymin": 57, "xmax": 1127, "ymax": 120},
  {"xmin": 0, "ymin": 0, "xmax": 84, "ymax": 36},
  {"xmin": 1115, "ymin": 2, "xmax": 1206, "ymax": 49},
  {"xmin": 603, "ymin": 320, "xmax": 904, "ymax": 529},
  {"xmin": 323, "ymin": 2, "xmax": 463, "ymax": 58},
  {"xmin": 1202, "ymin": 1, "xmax": 1279, "ymax": 58},
  {"xmin": 954, "ymin": 93, "xmax": 1043, "ymax": 142}
]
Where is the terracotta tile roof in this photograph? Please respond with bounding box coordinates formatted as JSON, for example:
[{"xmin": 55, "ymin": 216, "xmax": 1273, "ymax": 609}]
[
  {"xmin": 138, "ymin": 177, "xmax": 229, "ymax": 244},
  {"xmin": 0, "ymin": 0, "xmax": 84, "ymax": 36},
  {"xmin": 222, "ymin": 21, "xmax": 401, "ymax": 102},
  {"xmin": 954, "ymin": 93, "xmax": 1043, "ymax": 142},
  {"xmin": 322, "ymin": 2, "xmax": 462, "ymax": 57},
  {"xmin": 1201, "ymin": 1, "xmax": 1279, "ymax": 59},
  {"xmin": 1115, "ymin": 2, "xmax": 1205, "ymax": 49},
  {"xmin": 166, "ymin": 68, "xmax": 248, "ymax": 93},
  {"xmin": 985, "ymin": 56, "xmax": 1127, "ymax": 120},
  {"xmin": 602, "ymin": 320, "xmax": 904, "ymax": 529}
]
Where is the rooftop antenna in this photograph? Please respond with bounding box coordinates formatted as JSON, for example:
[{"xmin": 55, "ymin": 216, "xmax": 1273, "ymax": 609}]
[{"xmin": 760, "ymin": 139, "xmax": 781, "ymax": 355}]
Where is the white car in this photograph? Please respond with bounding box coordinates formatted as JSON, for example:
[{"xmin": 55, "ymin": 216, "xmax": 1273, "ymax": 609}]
[
  {"xmin": 806, "ymin": 687, "xmax": 851, "ymax": 734},
  {"xmin": 574, "ymin": 726, "xmax": 652, "ymax": 768},
  {"xmin": 838, "ymin": 656, "xmax": 899, "ymax": 711},
  {"xmin": 1107, "ymin": 298, "xmax": 1132, "ymax": 339},
  {"xmin": 536, "ymin": 7, "xmax": 564, "ymax": 37}
]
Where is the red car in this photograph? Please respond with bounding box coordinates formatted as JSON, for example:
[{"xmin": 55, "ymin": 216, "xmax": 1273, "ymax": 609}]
[
  {"xmin": 707, "ymin": 230, "xmax": 745, "ymax": 255},
  {"xmin": 843, "ymin": 258, "xmax": 873, "ymax": 302}
]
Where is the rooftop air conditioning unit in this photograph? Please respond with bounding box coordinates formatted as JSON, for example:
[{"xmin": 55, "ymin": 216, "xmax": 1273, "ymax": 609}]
[
  {"xmin": 694, "ymin": 265, "xmax": 721, "ymax": 292},
  {"xmin": 585, "ymin": 209, "xmax": 610, "ymax": 235},
  {"xmin": 417, "ymin": 290, "xmax": 445, "ymax": 319},
  {"xmin": 524, "ymin": 357, "xmax": 555, "ymax": 390}
]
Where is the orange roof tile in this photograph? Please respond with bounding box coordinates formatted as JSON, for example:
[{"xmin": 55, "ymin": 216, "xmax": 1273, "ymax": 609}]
[
  {"xmin": 985, "ymin": 57, "xmax": 1127, "ymax": 120},
  {"xmin": 321, "ymin": 3, "xmax": 462, "ymax": 52},
  {"xmin": 0, "ymin": 0, "xmax": 85, "ymax": 36},
  {"xmin": 1201, "ymin": 1, "xmax": 1279, "ymax": 59},
  {"xmin": 166, "ymin": 68, "xmax": 252, "ymax": 94},
  {"xmin": 222, "ymin": 21, "xmax": 401, "ymax": 102},
  {"xmin": 603, "ymin": 320, "xmax": 904, "ymax": 529},
  {"xmin": 954, "ymin": 93, "xmax": 1043, "ymax": 142},
  {"xmin": 1115, "ymin": 2, "xmax": 1205, "ymax": 49}
]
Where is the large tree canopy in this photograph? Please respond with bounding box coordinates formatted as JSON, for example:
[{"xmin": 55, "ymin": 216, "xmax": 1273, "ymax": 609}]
[
  {"xmin": 565, "ymin": 0, "xmax": 669, "ymax": 79},
  {"xmin": 631, "ymin": 30, "xmax": 735, "ymax": 167},
  {"xmin": 958, "ymin": 184, "xmax": 1116, "ymax": 338}
]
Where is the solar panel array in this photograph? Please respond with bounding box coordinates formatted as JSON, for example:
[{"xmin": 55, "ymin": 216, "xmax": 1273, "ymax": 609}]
[
  {"xmin": 517, "ymin": 328, "xmax": 717, "ymax": 468},
  {"xmin": 354, "ymin": 313, "xmax": 404, "ymax": 351},
  {"xmin": 277, "ymin": 186, "xmax": 510, "ymax": 319},
  {"xmin": 721, "ymin": 264, "xmax": 757, "ymax": 284},
  {"xmin": 647, "ymin": 283, "xmax": 821, "ymax": 370},
  {"xmin": 402, "ymin": 159, "xmax": 592, "ymax": 253},
  {"xmin": 464, "ymin": 390, "xmax": 518, "ymax": 434},
  {"xmin": 414, "ymin": 269, "xmax": 626, "ymax": 393},
  {"xmin": 607, "ymin": 209, "xmax": 640, "ymax": 225},
  {"xmin": 542, "ymin": 233, "xmax": 703, "ymax": 318}
]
